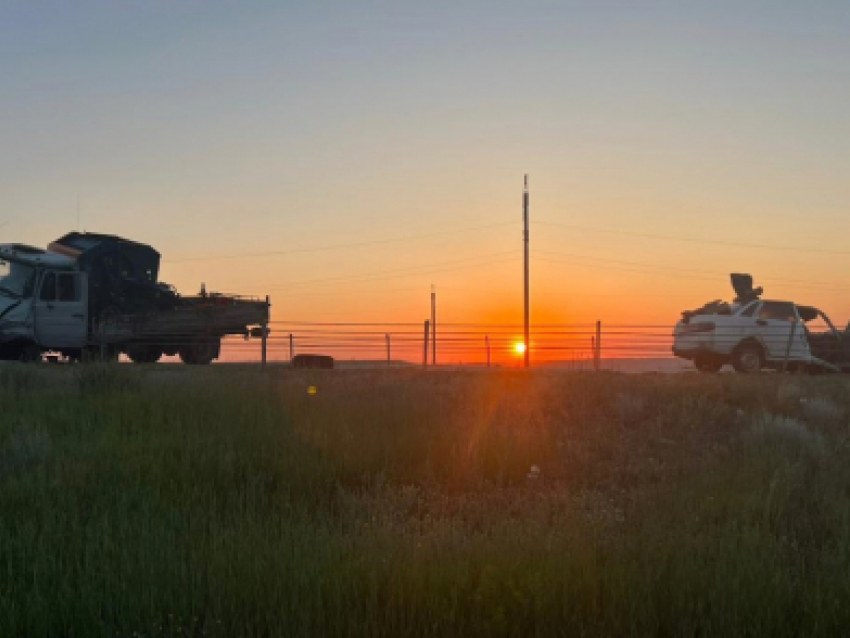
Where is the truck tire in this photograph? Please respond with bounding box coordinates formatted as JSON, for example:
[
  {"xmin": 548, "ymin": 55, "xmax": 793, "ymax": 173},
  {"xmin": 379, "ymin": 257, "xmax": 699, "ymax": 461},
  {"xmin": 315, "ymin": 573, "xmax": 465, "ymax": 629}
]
[
  {"xmin": 694, "ymin": 354, "xmax": 723, "ymax": 373},
  {"xmin": 82, "ymin": 345, "xmax": 120, "ymax": 363},
  {"xmin": 126, "ymin": 345, "xmax": 163, "ymax": 364},
  {"xmin": 732, "ymin": 343, "xmax": 763, "ymax": 374},
  {"xmin": 179, "ymin": 338, "xmax": 219, "ymax": 365},
  {"xmin": 18, "ymin": 344, "xmax": 42, "ymax": 363}
]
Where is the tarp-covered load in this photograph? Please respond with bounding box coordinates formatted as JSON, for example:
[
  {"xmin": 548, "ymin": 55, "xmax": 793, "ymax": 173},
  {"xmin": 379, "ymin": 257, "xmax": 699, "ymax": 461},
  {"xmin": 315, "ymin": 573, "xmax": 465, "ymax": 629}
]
[{"xmin": 48, "ymin": 232, "xmax": 173, "ymax": 315}]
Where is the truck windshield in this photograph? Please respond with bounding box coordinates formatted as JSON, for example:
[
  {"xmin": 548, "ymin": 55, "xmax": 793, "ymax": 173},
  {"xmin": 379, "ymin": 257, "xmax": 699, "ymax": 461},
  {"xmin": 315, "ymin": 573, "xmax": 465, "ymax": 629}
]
[{"xmin": 0, "ymin": 260, "xmax": 35, "ymax": 298}]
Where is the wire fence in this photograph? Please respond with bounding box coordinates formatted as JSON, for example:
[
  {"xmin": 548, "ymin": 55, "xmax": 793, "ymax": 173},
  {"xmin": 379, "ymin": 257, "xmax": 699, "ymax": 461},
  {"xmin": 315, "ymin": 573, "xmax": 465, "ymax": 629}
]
[
  {"xmin": 191, "ymin": 318, "xmax": 849, "ymax": 371},
  {"xmin": 207, "ymin": 320, "xmax": 691, "ymax": 367}
]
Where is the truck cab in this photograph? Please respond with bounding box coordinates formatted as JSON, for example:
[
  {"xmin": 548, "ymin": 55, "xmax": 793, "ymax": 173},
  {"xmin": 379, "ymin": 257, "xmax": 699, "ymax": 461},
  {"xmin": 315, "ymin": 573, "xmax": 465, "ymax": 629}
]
[
  {"xmin": 0, "ymin": 244, "xmax": 88, "ymax": 361},
  {"xmin": 0, "ymin": 232, "xmax": 269, "ymax": 364}
]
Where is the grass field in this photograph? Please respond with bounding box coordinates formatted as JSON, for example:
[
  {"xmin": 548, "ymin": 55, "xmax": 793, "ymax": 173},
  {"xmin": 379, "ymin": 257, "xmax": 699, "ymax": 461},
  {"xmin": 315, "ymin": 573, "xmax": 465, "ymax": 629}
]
[{"xmin": 2, "ymin": 365, "xmax": 850, "ymax": 637}]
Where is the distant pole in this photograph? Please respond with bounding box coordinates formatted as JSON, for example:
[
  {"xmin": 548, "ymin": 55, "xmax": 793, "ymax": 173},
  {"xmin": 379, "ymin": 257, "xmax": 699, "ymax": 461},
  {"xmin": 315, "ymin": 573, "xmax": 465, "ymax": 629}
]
[
  {"xmin": 386, "ymin": 333, "xmax": 391, "ymax": 367},
  {"xmin": 595, "ymin": 320, "xmax": 602, "ymax": 371},
  {"xmin": 289, "ymin": 333, "xmax": 294, "ymax": 362},
  {"xmin": 423, "ymin": 320, "xmax": 430, "ymax": 369},
  {"xmin": 431, "ymin": 285, "xmax": 436, "ymax": 367},
  {"xmin": 523, "ymin": 175, "xmax": 530, "ymax": 368},
  {"xmin": 485, "ymin": 334, "xmax": 491, "ymax": 368}
]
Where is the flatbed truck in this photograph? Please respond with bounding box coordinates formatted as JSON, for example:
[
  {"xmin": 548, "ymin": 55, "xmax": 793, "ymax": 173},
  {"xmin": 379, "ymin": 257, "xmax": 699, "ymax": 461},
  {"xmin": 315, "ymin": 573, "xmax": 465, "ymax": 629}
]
[{"xmin": 0, "ymin": 232, "xmax": 268, "ymax": 364}]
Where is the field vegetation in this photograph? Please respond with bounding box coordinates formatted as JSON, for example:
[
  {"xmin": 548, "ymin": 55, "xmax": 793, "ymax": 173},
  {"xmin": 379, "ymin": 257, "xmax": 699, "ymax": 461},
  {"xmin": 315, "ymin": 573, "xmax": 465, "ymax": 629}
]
[{"xmin": 2, "ymin": 365, "xmax": 850, "ymax": 636}]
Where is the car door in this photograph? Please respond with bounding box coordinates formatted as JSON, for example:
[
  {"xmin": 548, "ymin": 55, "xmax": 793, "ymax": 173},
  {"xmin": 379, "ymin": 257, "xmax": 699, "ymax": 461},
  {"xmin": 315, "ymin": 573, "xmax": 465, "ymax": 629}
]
[
  {"xmin": 755, "ymin": 301, "xmax": 803, "ymax": 360},
  {"xmin": 34, "ymin": 271, "xmax": 87, "ymax": 348}
]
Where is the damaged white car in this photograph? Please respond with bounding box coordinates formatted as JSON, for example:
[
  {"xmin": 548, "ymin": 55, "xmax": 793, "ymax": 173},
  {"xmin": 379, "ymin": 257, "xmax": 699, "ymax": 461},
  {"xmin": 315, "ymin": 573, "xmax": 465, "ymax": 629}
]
[{"xmin": 673, "ymin": 274, "xmax": 849, "ymax": 374}]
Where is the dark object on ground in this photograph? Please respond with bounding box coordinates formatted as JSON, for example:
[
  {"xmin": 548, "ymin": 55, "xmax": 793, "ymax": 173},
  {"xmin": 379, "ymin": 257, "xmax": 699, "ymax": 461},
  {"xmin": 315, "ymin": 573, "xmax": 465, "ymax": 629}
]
[
  {"xmin": 731, "ymin": 273, "xmax": 763, "ymax": 304},
  {"xmin": 292, "ymin": 354, "xmax": 334, "ymax": 369}
]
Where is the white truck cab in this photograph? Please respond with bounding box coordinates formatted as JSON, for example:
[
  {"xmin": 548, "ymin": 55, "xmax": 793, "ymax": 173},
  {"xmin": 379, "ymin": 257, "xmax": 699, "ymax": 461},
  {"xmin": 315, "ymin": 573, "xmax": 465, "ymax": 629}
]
[{"xmin": 0, "ymin": 244, "xmax": 89, "ymax": 361}]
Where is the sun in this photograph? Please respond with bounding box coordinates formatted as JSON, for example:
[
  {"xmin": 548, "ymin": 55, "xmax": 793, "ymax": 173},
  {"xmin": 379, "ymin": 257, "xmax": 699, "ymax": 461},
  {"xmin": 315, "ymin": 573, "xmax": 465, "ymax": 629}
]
[{"xmin": 514, "ymin": 342, "xmax": 527, "ymax": 354}]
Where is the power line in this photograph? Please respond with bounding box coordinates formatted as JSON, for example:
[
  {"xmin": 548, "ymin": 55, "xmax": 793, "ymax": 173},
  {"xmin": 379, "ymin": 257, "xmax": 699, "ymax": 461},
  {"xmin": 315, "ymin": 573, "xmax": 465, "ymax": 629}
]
[
  {"xmin": 165, "ymin": 221, "xmax": 515, "ymax": 264},
  {"xmin": 534, "ymin": 250, "xmax": 850, "ymax": 294},
  {"xmin": 243, "ymin": 251, "xmax": 520, "ymax": 290},
  {"xmin": 536, "ymin": 220, "xmax": 850, "ymax": 258}
]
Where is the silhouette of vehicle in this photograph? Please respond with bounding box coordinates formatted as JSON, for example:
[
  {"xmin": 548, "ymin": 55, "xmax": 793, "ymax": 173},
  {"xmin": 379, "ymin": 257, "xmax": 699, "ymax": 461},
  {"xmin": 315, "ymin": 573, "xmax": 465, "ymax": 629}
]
[
  {"xmin": 673, "ymin": 274, "xmax": 849, "ymax": 373},
  {"xmin": 0, "ymin": 232, "xmax": 268, "ymax": 364}
]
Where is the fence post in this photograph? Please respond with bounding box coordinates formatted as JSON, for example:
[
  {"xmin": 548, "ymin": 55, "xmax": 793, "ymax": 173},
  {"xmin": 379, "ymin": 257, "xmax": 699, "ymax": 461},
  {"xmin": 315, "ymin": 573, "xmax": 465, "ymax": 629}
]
[
  {"xmin": 261, "ymin": 295, "xmax": 269, "ymax": 370},
  {"xmin": 386, "ymin": 333, "xmax": 391, "ymax": 367},
  {"xmin": 595, "ymin": 320, "xmax": 602, "ymax": 372},
  {"xmin": 289, "ymin": 333, "xmax": 294, "ymax": 363},
  {"xmin": 485, "ymin": 334, "xmax": 491, "ymax": 368},
  {"xmin": 591, "ymin": 337, "xmax": 595, "ymax": 371},
  {"xmin": 423, "ymin": 320, "xmax": 430, "ymax": 369},
  {"xmin": 431, "ymin": 285, "xmax": 436, "ymax": 367},
  {"xmin": 261, "ymin": 325, "xmax": 268, "ymax": 370},
  {"xmin": 783, "ymin": 320, "xmax": 798, "ymax": 373}
]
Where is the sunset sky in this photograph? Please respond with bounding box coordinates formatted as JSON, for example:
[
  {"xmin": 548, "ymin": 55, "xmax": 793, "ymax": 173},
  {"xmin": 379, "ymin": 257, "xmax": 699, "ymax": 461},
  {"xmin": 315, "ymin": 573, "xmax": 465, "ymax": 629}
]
[{"xmin": 2, "ymin": 1, "xmax": 849, "ymax": 362}]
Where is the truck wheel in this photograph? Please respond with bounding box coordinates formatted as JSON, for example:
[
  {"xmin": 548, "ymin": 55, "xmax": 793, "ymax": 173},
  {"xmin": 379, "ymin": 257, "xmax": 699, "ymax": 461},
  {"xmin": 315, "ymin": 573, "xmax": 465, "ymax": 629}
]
[
  {"xmin": 694, "ymin": 354, "xmax": 723, "ymax": 373},
  {"xmin": 126, "ymin": 345, "xmax": 163, "ymax": 364},
  {"xmin": 18, "ymin": 344, "xmax": 42, "ymax": 363},
  {"xmin": 179, "ymin": 338, "xmax": 219, "ymax": 365},
  {"xmin": 83, "ymin": 345, "xmax": 119, "ymax": 363},
  {"xmin": 732, "ymin": 343, "xmax": 763, "ymax": 374}
]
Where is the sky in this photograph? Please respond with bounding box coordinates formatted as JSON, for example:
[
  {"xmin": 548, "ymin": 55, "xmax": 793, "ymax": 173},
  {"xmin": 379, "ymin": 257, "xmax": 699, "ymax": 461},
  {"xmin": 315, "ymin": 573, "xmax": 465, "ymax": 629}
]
[{"xmin": 1, "ymin": 1, "xmax": 849, "ymax": 362}]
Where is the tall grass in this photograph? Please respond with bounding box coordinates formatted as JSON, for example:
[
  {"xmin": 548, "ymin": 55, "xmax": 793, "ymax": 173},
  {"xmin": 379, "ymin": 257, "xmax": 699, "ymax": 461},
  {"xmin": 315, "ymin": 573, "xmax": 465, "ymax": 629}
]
[{"xmin": 1, "ymin": 367, "xmax": 850, "ymax": 636}]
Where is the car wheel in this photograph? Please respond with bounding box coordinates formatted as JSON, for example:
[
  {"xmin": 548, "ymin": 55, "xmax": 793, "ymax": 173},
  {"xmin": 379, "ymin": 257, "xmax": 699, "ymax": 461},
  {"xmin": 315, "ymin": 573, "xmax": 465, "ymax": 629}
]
[
  {"xmin": 732, "ymin": 343, "xmax": 763, "ymax": 374},
  {"xmin": 694, "ymin": 354, "xmax": 723, "ymax": 373}
]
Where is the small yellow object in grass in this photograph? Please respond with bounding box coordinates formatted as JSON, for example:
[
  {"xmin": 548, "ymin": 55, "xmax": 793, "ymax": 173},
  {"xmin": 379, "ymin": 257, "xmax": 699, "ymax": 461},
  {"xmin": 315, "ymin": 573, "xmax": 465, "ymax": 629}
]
[{"xmin": 307, "ymin": 386, "xmax": 318, "ymax": 396}]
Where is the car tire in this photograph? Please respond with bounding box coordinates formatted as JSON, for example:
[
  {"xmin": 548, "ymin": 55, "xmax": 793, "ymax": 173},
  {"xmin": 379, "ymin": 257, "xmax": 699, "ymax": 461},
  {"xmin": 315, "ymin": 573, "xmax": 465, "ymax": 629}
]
[
  {"xmin": 732, "ymin": 343, "xmax": 763, "ymax": 374},
  {"xmin": 694, "ymin": 354, "xmax": 723, "ymax": 373}
]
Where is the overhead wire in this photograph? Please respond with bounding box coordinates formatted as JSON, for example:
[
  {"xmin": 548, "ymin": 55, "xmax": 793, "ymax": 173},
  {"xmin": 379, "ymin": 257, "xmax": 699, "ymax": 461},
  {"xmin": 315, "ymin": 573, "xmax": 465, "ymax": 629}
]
[
  {"xmin": 165, "ymin": 221, "xmax": 515, "ymax": 263},
  {"xmin": 535, "ymin": 219, "xmax": 850, "ymax": 258}
]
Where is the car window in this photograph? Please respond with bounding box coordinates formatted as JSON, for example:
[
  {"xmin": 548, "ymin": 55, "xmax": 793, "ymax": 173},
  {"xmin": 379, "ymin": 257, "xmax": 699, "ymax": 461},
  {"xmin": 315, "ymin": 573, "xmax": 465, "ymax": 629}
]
[
  {"xmin": 759, "ymin": 301, "xmax": 796, "ymax": 322},
  {"xmin": 39, "ymin": 272, "xmax": 56, "ymax": 301},
  {"xmin": 740, "ymin": 302, "xmax": 759, "ymax": 317},
  {"xmin": 57, "ymin": 273, "xmax": 79, "ymax": 302}
]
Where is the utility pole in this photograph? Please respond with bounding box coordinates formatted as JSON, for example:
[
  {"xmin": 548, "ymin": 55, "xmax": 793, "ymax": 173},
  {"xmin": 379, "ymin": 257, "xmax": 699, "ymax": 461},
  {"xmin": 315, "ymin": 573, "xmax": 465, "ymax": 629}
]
[
  {"xmin": 485, "ymin": 334, "xmax": 491, "ymax": 368},
  {"xmin": 431, "ymin": 284, "xmax": 436, "ymax": 367},
  {"xmin": 523, "ymin": 174, "xmax": 530, "ymax": 368},
  {"xmin": 289, "ymin": 333, "xmax": 294, "ymax": 362},
  {"xmin": 386, "ymin": 333, "xmax": 391, "ymax": 367}
]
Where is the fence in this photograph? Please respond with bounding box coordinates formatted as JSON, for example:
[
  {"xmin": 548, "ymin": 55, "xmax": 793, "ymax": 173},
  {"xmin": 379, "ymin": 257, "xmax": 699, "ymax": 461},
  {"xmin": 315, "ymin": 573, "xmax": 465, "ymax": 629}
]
[
  {"xmin": 192, "ymin": 319, "xmax": 830, "ymax": 373},
  {"xmin": 204, "ymin": 320, "xmax": 680, "ymax": 368}
]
